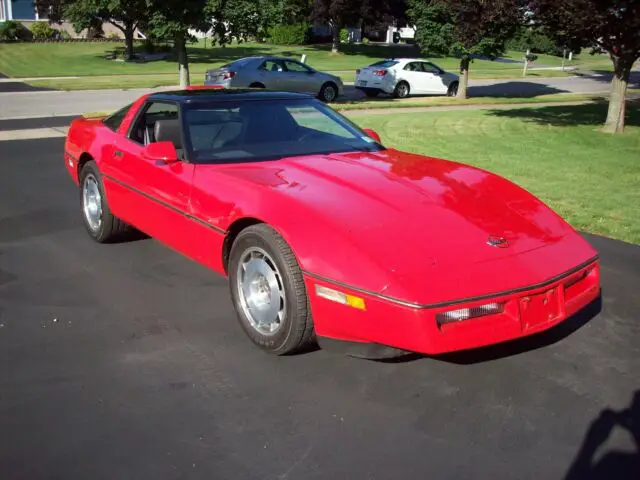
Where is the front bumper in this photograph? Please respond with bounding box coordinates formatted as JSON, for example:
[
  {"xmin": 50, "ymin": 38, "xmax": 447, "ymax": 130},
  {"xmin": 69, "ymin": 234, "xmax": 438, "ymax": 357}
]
[{"xmin": 305, "ymin": 259, "xmax": 600, "ymax": 355}]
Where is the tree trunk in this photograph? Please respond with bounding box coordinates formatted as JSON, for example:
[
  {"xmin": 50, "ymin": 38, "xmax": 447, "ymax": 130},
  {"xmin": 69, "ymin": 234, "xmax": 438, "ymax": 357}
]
[
  {"xmin": 124, "ymin": 24, "xmax": 135, "ymax": 62},
  {"xmin": 176, "ymin": 34, "xmax": 190, "ymax": 89},
  {"xmin": 602, "ymin": 55, "xmax": 633, "ymax": 134},
  {"xmin": 457, "ymin": 56, "xmax": 470, "ymax": 99},
  {"xmin": 331, "ymin": 23, "xmax": 340, "ymax": 54}
]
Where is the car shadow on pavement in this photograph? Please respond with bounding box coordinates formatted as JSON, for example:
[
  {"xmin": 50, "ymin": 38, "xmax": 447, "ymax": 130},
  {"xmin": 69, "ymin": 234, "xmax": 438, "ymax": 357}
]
[
  {"xmin": 487, "ymin": 100, "xmax": 640, "ymax": 128},
  {"xmin": 564, "ymin": 390, "xmax": 640, "ymax": 480}
]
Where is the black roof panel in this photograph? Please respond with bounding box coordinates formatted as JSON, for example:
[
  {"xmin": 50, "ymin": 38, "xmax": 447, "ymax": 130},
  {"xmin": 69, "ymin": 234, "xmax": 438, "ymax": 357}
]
[{"xmin": 149, "ymin": 88, "xmax": 314, "ymax": 103}]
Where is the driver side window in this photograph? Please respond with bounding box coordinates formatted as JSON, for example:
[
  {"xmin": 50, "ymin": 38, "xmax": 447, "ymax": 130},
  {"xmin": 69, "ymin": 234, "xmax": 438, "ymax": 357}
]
[
  {"xmin": 420, "ymin": 62, "xmax": 442, "ymax": 74},
  {"xmin": 129, "ymin": 101, "xmax": 179, "ymax": 146},
  {"xmin": 283, "ymin": 60, "xmax": 312, "ymax": 73},
  {"xmin": 260, "ymin": 60, "xmax": 283, "ymax": 72}
]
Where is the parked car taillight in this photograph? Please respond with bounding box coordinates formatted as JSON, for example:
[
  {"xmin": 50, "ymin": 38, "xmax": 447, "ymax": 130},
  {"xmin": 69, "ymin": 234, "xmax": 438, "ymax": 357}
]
[
  {"xmin": 373, "ymin": 69, "xmax": 387, "ymax": 76},
  {"xmin": 223, "ymin": 71, "xmax": 236, "ymax": 80}
]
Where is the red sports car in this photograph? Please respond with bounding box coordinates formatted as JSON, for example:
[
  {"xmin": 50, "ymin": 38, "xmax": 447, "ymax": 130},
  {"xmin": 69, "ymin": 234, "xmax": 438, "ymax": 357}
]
[{"xmin": 64, "ymin": 88, "xmax": 601, "ymax": 359}]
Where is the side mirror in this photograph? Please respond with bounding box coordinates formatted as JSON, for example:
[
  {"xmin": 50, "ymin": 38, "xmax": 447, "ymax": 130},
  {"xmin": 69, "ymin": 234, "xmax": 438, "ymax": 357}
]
[
  {"xmin": 142, "ymin": 141, "xmax": 179, "ymax": 164},
  {"xmin": 362, "ymin": 128, "xmax": 381, "ymax": 143}
]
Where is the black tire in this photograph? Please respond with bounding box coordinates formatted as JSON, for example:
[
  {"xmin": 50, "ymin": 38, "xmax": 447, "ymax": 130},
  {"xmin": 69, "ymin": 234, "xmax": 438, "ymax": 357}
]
[
  {"xmin": 249, "ymin": 82, "xmax": 265, "ymax": 89},
  {"xmin": 318, "ymin": 82, "xmax": 339, "ymax": 102},
  {"xmin": 364, "ymin": 90, "xmax": 380, "ymax": 98},
  {"xmin": 393, "ymin": 81, "xmax": 410, "ymax": 99},
  {"xmin": 228, "ymin": 224, "xmax": 315, "ymax": 355},
  {"xmin": 447, "ymin": 81, "xmax": 459, "ymax": 97},
  {"xmin": 79, "ymin": 161, "xmax": 130, "ymax": 243}
]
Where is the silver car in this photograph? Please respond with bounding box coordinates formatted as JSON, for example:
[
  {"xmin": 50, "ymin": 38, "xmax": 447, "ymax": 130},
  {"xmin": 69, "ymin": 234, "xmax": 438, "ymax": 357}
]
[{"xmin": 204, "ymin": 56, "xmax": 344, "ymax": 102}]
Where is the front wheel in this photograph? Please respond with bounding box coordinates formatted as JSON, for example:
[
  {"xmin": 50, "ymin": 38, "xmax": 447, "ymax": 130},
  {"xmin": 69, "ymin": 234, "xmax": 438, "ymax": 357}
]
[
  {"xmin": 228, "ymin": 224, "xmax": 315, "ymax": 355},
  {"xmin": 79, "ymin": 161, "xmax": 130, "ymax": 243},
  {"xmin": 447, "ymin": 81, "xmax": 459, "ymax": 97}
]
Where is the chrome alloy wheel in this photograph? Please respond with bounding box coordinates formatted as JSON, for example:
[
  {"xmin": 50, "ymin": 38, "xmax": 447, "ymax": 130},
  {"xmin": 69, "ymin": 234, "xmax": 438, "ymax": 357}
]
[
  {"xmin": 323, "ymin": 85, "xmax": 337, "ymax": 102},
  {"xmin": 396, "ymin": 82, "xmax": 409, "ymax": 97},
  {"xmin": 82, "ymin": 173, "xmax": 102, "ymax": 232},
  {"xmin": 236, "ymin": 247, "xmax": 286, "ymax": 335}
]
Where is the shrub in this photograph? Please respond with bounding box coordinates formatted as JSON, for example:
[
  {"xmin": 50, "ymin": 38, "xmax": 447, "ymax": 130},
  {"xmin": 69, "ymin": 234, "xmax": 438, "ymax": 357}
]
[
  {"xmin": 340, "ymin": 28, "xmax": 349, "ymax": 43},
  {"xmin": 506, "ymin": 27, "xmax": 580, "ymax": 57},
  {"xmin": 30, "ymin": 21, "xmax": 55, "ymax": 40},
  {"xmin": 142, "ymin": 38, "xmax": 156, "ymax": 53},
  {"xmin": 107, "ymin": 31, "xmax": 120, "ymax": 40},
  {"xmin": 266, "ymin": 23, "xmax": 310, "ymax": 45},
  {"xmin": 0, "ymin": 20, "xmax": 32, "ymax": 41}
]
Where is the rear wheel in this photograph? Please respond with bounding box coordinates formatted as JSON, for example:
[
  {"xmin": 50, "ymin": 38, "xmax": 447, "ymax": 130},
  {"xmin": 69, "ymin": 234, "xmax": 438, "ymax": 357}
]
[
  {"xmin": 318, "ymin": 82, "xmax": 338, "ymax": 102},
  {"xmin": 228, "ymin": 224, "xmax": 315, "ymax": 355},
  {"xmin": 79, "ymin": 161, "xmax": 130, "ymax": 243},
  {"xmin": 393, "ymin": 81, "xmax": 410, "ymax": 99}
]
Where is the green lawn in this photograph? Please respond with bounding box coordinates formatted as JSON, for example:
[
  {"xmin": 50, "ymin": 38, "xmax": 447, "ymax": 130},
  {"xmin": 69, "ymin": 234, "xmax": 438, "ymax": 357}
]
[
  {"xmin": 0, "ymin": 40, "xmax": 615, "ymax": 83},
  {"xmin": 350, "ymin": 102, "xmax": 640, "ymax": 244},
  {"xmin": 333, "ymin": 93, "xmax": 600, "ymax": 111}
]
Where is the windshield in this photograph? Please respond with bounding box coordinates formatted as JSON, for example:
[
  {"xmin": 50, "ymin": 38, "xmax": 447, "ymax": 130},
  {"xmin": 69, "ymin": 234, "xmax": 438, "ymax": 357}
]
[{"xmin": 182, "ymin": 98, "xmax": 384, "ymax": 163}]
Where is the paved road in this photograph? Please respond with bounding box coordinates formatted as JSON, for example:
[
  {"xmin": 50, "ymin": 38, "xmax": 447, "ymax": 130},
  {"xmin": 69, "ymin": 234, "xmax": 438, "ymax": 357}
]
[
  {"xmin": 1, "ymin": 71, "xmax": 639, "ymax": 119},
  {"xmin": 1, "ymin": 123, "xmax": 638, "ymax": 479}
]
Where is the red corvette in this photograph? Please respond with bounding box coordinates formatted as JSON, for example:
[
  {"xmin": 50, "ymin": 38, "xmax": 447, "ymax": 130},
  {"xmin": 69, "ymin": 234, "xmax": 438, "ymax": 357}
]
[{"xmin": 64, "ymin": 88, "xmax": 601, "ymax": 358}]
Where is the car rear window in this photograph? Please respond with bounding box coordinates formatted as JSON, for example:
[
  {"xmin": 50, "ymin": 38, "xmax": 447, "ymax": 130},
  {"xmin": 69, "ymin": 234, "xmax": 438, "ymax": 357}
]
[
  {"xmin": 220, "ymin": 58, "xmax": 253, "ymax": 69},
  {"xmin": 369, "ymin": 60, "xmax": 399, "ymax": 68}
]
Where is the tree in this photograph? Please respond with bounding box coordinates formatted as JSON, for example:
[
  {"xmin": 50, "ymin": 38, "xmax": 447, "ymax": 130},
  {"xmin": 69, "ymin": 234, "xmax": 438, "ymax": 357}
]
[
  {"xmin": 146, "ymin": 0, "xmax": 211, "ymax": 88},
  {"xmin": 406, "ymin": 0, "xmax": 454, "ymax": 57},
  {"xmin": 436, "ymin": 0, "xmax": 523, "ymax": 99},
  {"xmin": 529, "ymin": 0, "xmax": 640, "ymax": 134},
  {"xmin": 37, "ymin": 0, "xmax": 148, "ymax": 60},
  {"xmin": 311, "ymin": 0, "xmax": 362, "ymax": 53}
]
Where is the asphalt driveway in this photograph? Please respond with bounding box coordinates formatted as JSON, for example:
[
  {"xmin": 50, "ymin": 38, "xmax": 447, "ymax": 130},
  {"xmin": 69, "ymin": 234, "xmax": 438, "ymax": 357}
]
[{"xmin": 0, "ymin": 132, "xmax": 638, "ymax": 479}]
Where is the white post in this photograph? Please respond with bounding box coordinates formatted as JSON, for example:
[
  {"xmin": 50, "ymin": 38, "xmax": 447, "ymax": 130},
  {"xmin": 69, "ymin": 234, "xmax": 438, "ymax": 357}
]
[
  {"xmin": 523, "ymin": 49, "xmax": 530, "ymax": 77},
  {"xmin": 562, "ymin": 48, "xmax": 566, "ymax": 71},
  {"xmin": 7, "ymin": 0, "xmax": 13, "ymax": 21},
  {"xmin": 301, "ymin": 54, "xmax": 307, "ymax": 64}
]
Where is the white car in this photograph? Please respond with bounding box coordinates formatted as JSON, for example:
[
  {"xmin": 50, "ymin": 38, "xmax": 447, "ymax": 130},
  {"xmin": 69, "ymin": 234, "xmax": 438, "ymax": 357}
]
[{"xmin": 354, "ymin": 58, "xmax": 459, "ymax": 98}]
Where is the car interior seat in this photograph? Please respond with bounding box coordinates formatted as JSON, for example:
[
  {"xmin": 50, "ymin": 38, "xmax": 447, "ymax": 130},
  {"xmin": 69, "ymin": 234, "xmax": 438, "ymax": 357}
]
[{"xmin": 154, "ymin": 119, "xmax": 184, "ymax": 159}]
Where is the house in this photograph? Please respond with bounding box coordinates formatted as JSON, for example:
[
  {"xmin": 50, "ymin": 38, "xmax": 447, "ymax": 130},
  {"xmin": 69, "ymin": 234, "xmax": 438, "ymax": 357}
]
[
  {"xmin": 0, "ymin": 0, "xmax": 143, "ymax": 39},
  {"xmin": 0, "ymin": 0, "xmax": 47, "ymax": 22}
]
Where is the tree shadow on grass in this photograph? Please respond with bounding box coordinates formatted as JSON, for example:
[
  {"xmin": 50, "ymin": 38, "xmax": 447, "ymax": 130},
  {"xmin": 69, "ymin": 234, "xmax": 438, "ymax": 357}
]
[
  {"xmin": 487, "ymin": 100, "xmax": 640, "ymax": 128},
  {"xmin": 337, "ymin": 82, "xmax": 569, "ymax": 106}
]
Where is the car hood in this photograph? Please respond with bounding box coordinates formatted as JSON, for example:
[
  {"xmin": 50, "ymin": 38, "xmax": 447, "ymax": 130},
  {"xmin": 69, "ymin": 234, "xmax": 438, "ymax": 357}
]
[{"xmin": 216, "ymin": 149, "xmax": 597, "ymax": 304}]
